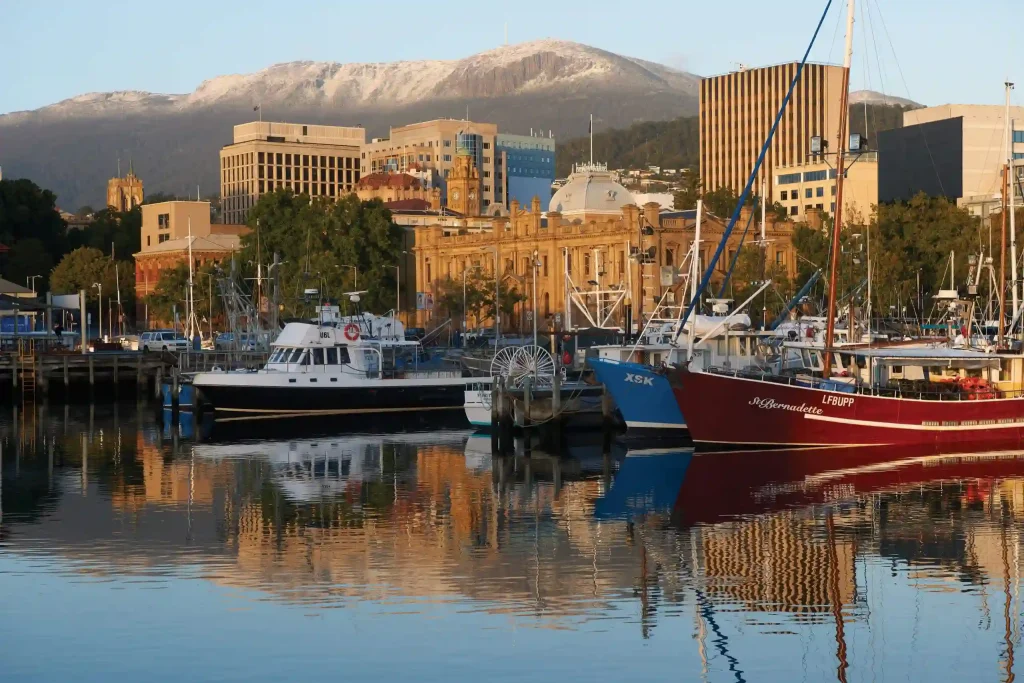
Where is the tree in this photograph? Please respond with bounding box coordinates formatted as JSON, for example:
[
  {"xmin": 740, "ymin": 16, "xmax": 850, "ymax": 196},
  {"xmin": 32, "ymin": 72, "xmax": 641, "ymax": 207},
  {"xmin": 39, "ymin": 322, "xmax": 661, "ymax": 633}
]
[
  {"xmin": 555, "ymin": 117, "xmax": 699, "ymax": 178},
  {"xmin": 434, "ymin": 273, "xmax": 489, "ymax": 326},
  {"xmin": 5, "ymin": 239, "xmax": 53, "ymax": 294},
  {"xmin": 672, "ymin": 172, "xmax": 701, "ymax": 211},
  {"xmin": 0, "ymin": 178, "xmax": 68, "ymax": 269},
  {"xmin": 240, "ymin": 190, "xmax": 403, "ymax": 317},
  {"xmin": 145, "ymin": 261, "xmax": 219, "ymax": 329},
  {"xmin": 68, "ymin": 206, "xmax": 141, "ymax": 260},
  {"xmin": 75, "ymin": 206, "xmax": 95, "ymax": 217},
  {"xmin": 50, "ymin": 247, "xmax": 135, "ymax": 328}
]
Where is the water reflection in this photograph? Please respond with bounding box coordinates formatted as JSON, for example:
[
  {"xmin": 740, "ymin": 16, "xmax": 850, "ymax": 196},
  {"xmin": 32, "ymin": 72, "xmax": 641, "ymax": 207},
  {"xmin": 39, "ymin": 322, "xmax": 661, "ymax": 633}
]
[{"xmin": 4, "ymin": 404, "xmax": 1024, "ymax": 680}]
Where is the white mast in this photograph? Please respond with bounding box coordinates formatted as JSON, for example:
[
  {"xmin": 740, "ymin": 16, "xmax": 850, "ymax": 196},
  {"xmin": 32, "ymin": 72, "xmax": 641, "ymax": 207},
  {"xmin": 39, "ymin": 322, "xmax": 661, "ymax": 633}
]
[
  {"xmin": 687, "ymin": 199, "xmax": 703, "ymax": 357},
  {"xmin": 186, "ymin": 217, "xmax": 198, "ymax": 339},
  {"xmin": 760, "ymin": 178, "xmax": 767, "ymax": 242},
  {"xmin": 589, "ymin": 114, "xmax": 594, "ymax": 166},
  {"xmin": 1008, "ymin": 82, "xmax": 1019, "ymax": 327}
]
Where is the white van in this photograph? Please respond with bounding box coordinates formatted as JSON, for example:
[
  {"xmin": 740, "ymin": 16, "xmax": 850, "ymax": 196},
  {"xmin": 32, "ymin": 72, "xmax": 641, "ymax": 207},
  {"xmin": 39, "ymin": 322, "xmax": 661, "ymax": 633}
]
[{"xmin": 139, "ymin": 330, "xmax": 190, "ymax": 353}]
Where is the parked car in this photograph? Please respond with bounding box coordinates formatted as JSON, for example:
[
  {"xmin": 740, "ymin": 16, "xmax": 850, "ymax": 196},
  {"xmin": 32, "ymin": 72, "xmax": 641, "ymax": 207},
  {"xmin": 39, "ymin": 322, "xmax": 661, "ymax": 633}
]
[
  {"xmin": 214, "ymin": 332, "xmax": 260, "ymax": 351},
  {"xmin": 139, "ymin": 330, "xmax": 189, "ymax": 353}
]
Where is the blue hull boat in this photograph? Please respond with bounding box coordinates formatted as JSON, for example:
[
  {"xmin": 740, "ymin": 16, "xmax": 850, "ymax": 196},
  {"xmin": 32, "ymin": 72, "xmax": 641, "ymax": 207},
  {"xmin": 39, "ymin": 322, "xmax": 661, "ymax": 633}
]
[{"xmin": 589, "ymin": 357, "xmax": 687, "ymax": 435}]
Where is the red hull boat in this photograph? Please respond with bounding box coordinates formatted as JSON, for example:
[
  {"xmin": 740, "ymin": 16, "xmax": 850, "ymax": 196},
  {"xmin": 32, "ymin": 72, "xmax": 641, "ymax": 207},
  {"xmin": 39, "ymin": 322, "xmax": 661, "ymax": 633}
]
[{"xmin": 670, "ymin": 366, "xmax": 1024, "ymax": 452}]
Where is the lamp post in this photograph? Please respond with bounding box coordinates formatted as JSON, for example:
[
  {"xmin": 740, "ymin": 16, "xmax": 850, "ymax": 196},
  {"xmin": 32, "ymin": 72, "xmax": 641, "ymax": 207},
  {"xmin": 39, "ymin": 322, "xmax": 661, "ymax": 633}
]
[
  {"xmin": 392, "ymin": 264, "xmax": 400, "ymax": 321},
  {"xmin": 532, "ymin": 250, "xmax": 540, "ymax": 347},
  {"xmin": 480, "ymin": 246, "xmax": 499, "ymax": 345},
  {"xmin": 26, "ymin": 275, "xmax": 41, "ymax": 293},
  {"xmin": 91, "ymin": 282, "xmax": 102, "ymax": 342},
  {"xmin": 339, "ymin": 264, "xmax": 358, "ymax": 289}
]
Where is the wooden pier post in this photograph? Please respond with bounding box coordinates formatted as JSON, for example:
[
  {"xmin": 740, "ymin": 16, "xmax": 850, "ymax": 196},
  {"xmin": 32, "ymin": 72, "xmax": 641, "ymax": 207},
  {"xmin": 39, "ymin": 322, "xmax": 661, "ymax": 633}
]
[
  {"xmin": 154, "ymin": 367, "xmax": 163, "ymax": 399},
  {"xmin": 63, "ymin": 356, "xmax": 69, "ymax": 389},
  {"xmin": 522, "ymin": 377, "xmax": 532, "ymax": 428},
  {"xmin": 12, "ymin": 353, "xmax": 17, "ymax": 391},
  {"xmin": 491, "ymin": 378, "xmax": 500, "ymax": 452}
]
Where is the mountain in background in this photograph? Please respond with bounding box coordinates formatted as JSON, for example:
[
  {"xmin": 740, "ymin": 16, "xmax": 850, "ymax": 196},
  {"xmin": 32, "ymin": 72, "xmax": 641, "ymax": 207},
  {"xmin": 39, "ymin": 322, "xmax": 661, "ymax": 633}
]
[
  {"xmin": 849, "ymin": 90, "xmax": 921, "ymax": 108},
  {"xmin": 0, "ymin": 40, "xmax": 700, "ymax": 211},
  {"xmin": 555, "ymin": 102, "xmax": 912, "ymax": 180}
]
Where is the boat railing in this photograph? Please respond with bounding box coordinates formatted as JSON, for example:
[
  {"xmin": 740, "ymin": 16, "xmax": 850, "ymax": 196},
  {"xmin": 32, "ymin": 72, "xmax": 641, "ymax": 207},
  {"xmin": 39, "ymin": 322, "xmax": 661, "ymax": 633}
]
[
  {"xmin": 179, "ymin": 350, "xmax": 270, "ymax": 372},
  {"xmin": 704, "ymin": 365, "xmax": 1024, "ymax": 401}
]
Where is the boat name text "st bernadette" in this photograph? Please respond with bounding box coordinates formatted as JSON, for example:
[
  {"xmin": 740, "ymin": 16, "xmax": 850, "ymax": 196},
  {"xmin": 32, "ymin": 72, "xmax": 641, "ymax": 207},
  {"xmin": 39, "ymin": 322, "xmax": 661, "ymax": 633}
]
[{"xmin": 748, "ymin": 397, "xmax": 825, "ymax": 414}]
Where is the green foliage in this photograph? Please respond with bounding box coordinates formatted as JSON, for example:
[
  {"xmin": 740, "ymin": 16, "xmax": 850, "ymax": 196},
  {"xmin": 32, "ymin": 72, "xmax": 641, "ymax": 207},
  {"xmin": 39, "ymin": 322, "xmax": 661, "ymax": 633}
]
[
  {"xmin": 68, "ymin": 207, "xmax": 141, "ymax": 260},
  {"xmin": 555, "ymin": 117, "xmax": 699, "ymax": 177},
  {"xmin": 145, "ymin": 261, "xmax": 219, "ymax": 326},
  {"xmin": 724, "ymin": 246, "xmax": 794, "ymax": 322},
  {"xmin": 6, "ymin": 239, "xmax": 54, "ymax": 294},
  {"xmin": 672, "ymin": 173, "xmax": 701, "ymax": 211},
  {"xmin": 240, "ymin": 190, "xmax": 403, "ymax": 317},
  {"xmin": 0, "ymin": 178, "xmax": 68, "ymax": 268},
  {"xmin": 50, "ymin": 246, "xmax": 135, "ymax": 310},
  {"xmin": 430, "ymin": 271, "xmax": 524, "ymax": 326}
]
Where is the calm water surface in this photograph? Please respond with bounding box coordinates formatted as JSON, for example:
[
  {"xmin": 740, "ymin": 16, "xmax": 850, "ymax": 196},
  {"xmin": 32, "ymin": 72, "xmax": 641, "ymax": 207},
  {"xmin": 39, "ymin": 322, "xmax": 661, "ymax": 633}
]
[{"xmin": 3, "ymin": 403, "xmax": 1024, "ymax": 681}]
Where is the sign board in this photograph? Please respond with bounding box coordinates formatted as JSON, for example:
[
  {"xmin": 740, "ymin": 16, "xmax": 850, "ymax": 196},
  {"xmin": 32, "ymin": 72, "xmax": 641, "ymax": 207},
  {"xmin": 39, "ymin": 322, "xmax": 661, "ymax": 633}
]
[
  {"xmin": 424, "ymin": 293, "xmax": 434, "ymax": 310},
  {"xmin": 810, "ymin": 136, "xmax": 823, "ymax": 154},
  {"xmin": 849, "ymin": 133, "xmax": 863, "ymax": 152},
  {"xmin": 52, "ymin": 294, "xmax": 81, "ymax": 310},
  {"xmin": 416, "ymin": 292, "xmax": 425, "ymax": 310}
]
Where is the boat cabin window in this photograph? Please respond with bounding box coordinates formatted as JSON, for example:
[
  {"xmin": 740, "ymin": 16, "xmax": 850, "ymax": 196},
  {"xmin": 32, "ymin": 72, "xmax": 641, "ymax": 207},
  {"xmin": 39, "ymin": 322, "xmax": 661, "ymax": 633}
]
[
  {"xmin": 298, "ymin": 350, "xmax": 311, "ymax": 366},
  {"xmin": 326, "ymin": 347, "xmax": 338, "ymax": 365},
  {"xmin": 312, "ymin": 348, "xmax": 325, "ymax": 365},
  {"xmin": 287, "ymin": 349, "xmax": 303, "ymax": 364},
  {"xmin": 337, "ymin": 346, "xmax": 351, "ymax": 364},
  {"xmin": 891, "ymin": 365, "xmax": 903, "ymax": 374},
  {"xmin": 269, "ymin": 349, "xmax": 286, "ymax": 363}
]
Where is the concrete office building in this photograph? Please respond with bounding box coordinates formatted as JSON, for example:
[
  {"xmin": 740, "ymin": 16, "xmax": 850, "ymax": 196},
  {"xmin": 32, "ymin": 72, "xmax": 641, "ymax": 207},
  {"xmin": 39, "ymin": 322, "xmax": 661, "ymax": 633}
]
[
  {"xmin": 219, "ymin": 122, "xmax": 365, "ymax": 224},
  {"xmin": 700, "ymin": 63, "xmax": 845, "ymax": 199},
  {"xmin": 362, "ymin": 120, "xmax": 500, "ymax": 212},
  {"xmin": 879, "ymin": 105, "xmax": 1024, "ymax": 222},
  {"xmin": 495, "ymin": 133, "xmax": 556, "ymax": 207},
  {"xmin": 773, "ymin": 152, "xmax": 878, "ymax": 222}
]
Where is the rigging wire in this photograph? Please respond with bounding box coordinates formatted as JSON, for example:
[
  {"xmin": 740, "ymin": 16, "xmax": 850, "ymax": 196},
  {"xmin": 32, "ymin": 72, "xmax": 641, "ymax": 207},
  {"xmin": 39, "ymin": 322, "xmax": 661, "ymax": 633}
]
[
  {"xmin": 716, "ymin": 200, "xmax": 759, "ymax": 298},
  {"xmin": 675, "ymin": 0, "xmax": 836, "ymax": 341}
]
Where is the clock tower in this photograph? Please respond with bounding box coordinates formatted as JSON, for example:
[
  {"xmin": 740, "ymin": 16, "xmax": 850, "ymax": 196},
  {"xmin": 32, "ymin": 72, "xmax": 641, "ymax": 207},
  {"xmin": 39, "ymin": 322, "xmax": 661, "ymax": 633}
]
[{"xmin": 446, "ymin": 151, "xmax": 480, "ymax": 216}]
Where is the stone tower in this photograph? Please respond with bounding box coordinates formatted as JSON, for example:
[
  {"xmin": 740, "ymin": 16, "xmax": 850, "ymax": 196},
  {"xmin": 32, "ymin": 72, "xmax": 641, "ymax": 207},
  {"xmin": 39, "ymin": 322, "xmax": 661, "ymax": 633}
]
[
  {"xmin": 107, "ymin": 160, "xmax": 144, "ymax": 212},
  {"xmin": 446, "ymin": 152, "xmax": 480, "ymax": 216}
]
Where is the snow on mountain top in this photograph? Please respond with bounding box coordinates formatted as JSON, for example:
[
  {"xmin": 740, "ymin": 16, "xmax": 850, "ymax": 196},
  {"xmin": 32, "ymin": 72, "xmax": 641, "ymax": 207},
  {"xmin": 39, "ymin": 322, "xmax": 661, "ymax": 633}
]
[{"xmin": 850, "ymin": 90, "xmax": 921, "ymax": 108}]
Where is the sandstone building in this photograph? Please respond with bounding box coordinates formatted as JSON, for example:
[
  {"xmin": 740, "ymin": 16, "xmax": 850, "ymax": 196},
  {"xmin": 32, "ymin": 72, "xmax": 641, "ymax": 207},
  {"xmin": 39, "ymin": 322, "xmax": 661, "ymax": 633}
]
[
  {"xmin": 107, "ymin": 163, "xmax": 144, "ymax": 211},
  {"xmin": 219, "ymin": 122, "xmax": 365, "ymax": 224}
]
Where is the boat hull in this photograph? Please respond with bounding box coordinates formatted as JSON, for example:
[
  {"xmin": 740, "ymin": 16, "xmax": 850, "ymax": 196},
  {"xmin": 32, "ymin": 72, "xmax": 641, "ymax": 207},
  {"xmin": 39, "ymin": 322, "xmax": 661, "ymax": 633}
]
[
  {"xmin": 669, "ymin": 367, "xmax": 1024, "ymax": 451},
  {"xmin": 195, "ymin": 378, "xmax": 467, "ymax": 419},
  {"xmin": 589, "ymin": 358, "xmax": 686, "ymax": 434}
]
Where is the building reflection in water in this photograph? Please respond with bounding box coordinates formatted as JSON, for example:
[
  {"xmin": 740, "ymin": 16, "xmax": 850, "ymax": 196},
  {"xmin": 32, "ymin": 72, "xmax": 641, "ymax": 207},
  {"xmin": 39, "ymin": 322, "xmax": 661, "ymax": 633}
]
[{"xmin": 7, "ymin": 405, "xmax": 1024, "ymax": 678}]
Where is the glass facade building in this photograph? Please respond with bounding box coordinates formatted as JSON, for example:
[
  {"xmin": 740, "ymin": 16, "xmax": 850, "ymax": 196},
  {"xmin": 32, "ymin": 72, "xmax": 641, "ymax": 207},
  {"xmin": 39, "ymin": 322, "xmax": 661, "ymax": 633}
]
[{"xmin": 496, "ymin": 134, "xmax": 556, "ymax": 208}]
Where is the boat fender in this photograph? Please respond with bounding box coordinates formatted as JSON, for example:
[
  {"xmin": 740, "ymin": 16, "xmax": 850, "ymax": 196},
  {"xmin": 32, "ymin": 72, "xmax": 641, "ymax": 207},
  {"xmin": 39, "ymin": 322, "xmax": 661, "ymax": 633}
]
[{"xmin": 344, "ymin": 323, "xmax": 360, "ymax": 341}]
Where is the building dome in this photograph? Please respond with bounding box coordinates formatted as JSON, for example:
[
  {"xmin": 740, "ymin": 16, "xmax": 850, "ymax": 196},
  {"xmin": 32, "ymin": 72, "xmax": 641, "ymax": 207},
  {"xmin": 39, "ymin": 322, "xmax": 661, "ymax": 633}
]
[{"xmin": 548, "ymin": 163, "xmax": 635, "ymax": 215}]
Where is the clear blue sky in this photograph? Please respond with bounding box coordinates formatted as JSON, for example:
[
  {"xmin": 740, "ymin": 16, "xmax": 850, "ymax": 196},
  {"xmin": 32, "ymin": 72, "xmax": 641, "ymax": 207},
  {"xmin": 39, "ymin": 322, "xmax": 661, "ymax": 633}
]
[{"xmin": 3, "ymin": 0, "xmax": 1023, "ymax": 115}]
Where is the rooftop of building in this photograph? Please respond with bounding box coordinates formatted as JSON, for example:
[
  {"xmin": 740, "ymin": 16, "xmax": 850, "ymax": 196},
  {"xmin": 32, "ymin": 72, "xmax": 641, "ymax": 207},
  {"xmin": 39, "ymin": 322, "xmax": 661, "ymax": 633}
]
[
  {"xmin": 702, "ymin": 61, "xmax": 841, "ymax": 80},
  {"xmin": 229, "ymin": 121, "xmax": 366, "ymax": 147},
  {"xmin": 135, "ymin": 233, "xmax": 243, "ymax": 257},
  {"xmin": 383, "ymin": 198, "xmax": 434, "ymax": 212},
  {"xmin": 357, "ymin": 172, "xmax": 423, "ymax": 190},
  {"xmin": 904, "ymin": 104, "xmax": 1024, "ymax": 127},
  {"xmin": 548, "ymin": 162, "xmax": 635, "ymax": 215},
  {"xmin": 0, "ymin": 278, "xmax": 35, "ymax": 297}
]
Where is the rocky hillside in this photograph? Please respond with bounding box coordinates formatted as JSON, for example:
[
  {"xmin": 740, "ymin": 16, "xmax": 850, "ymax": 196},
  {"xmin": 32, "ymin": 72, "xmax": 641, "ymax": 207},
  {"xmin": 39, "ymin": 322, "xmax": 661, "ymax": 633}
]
[{"xmin": 0, "ymin": 40, "xmax": 700, "ymax": 210}]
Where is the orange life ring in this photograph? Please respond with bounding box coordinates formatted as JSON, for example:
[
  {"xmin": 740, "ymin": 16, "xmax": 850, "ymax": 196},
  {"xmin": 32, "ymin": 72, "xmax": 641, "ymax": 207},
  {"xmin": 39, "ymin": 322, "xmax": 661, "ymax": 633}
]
[{"xmin": 343, "ymin": 323, "xmax": 360, "ymax": 341}]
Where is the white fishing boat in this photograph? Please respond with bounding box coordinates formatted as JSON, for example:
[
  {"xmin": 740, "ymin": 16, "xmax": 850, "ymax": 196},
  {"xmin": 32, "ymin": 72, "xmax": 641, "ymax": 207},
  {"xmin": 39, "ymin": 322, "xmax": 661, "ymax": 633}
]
[{"xmin": 193, "ymin": 321, "xmax": 469, "ymax": 419}]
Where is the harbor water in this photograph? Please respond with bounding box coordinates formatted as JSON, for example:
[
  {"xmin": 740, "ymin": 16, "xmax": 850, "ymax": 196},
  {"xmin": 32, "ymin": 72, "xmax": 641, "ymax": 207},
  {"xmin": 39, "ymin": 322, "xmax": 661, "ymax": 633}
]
[{"xmin": 4, "ymin": 404, "xmax": 1024, "ymax": 681}]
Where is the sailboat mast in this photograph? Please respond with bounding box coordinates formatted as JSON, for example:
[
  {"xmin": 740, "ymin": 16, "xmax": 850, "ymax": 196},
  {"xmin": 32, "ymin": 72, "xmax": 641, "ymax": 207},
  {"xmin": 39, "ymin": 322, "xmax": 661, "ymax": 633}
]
[
  {"xmin": 1001, "ymin": 165, "xmax": 1008, "ymax": 348},
  {"xmin": 1007, "ymin": 82, "xmax": 1018, "ymax": 337},
  {"xmin": 822, "ymin": 0, "xmax": 856, "ymax": 379}
]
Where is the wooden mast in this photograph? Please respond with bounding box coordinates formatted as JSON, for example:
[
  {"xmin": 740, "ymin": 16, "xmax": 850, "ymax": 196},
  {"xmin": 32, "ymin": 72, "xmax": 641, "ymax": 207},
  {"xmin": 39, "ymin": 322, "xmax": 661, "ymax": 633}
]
[
  {"xmin": 1000, "ymin": 164, "xmax": 1008, "ymax": 349},
  {"xmin": 822, "ymin": 0, "xmax": 856, "ymax": 379}
]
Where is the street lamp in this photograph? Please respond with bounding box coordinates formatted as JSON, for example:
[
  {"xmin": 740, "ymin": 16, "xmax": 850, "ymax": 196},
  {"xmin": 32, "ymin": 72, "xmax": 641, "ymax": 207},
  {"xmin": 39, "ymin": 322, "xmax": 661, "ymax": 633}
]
[
  {"xmin": 479, "ymin": 246, "xmax": 500, "ymax": 345},
  {"xmin": 532, "ymin": 250, "xmax": 541, "ymax": 347},
  {"xmin": 92, "ymin": 282, "xmax": 102, "ymax": 342},
  {"xmin": 338, "ymin": 264, "xmax": 358, "ymax": 289},
  {"xmin": 26, "ymin": 275, "xmax": 41, "ymax": 293}
]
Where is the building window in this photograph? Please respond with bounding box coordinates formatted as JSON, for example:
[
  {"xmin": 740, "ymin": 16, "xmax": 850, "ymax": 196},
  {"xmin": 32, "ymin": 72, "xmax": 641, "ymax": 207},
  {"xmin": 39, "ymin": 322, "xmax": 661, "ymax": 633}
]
[
  {"xmin": 543, "ymin": 255, "xmax": 548, "ymax": 277},
  {"xmin": 584, "ymin": 253, "xmax": 591, "ymax": 275},
  {"xmin": 831, "ymin": 185, "xmax": 837, "ymax": 196},
  {"xmin": 483, "ymin": 185, "xmax": 490, "ymax": 192},
  {"xmin": 831, "ymin": 202, "xmax": 836, "ymax": 212},
  {"xmin": 157, "ymin": 213, "xmax": 169, "ymax": 229},
  {"xmin": 780, "ymin": 190, "xmax": 788, "ymax": 201},
  {"xmin": 483, "ymin": 142, "xmax": 490, "ymax": 149},
  {"xmin": 776, "ymin": 251, "xmax": 785, "ymax": 265},
  {"xmin": 483, "ymin": 156, "xmax": 490, "ymax": 163},
  {"xmin": 443, "ymin": 140, "xmax": 451, "ymax": 147},
  {"xmin": 816, "ymin": 203, "xmax": 823, "ymax": 210},
  {"xmin": 816, "ymin": 187, "xmax": 824, "ymax": 197},
  {"xmin": 805, "ymin": 188, "xmax": 812, "ymax": 199},
  {"xmin": 665, "ymin": 249, "xmax": 674, "ymax": 266},
  {"xmin": 258, "ymin": 152, "xmax": 264, "ymax": 163},
  {"xmin": 803, "ymin": 170, "xmax": 827, "ymax": 182},
  {"xmin": 443, "ymin": 154, "xmax": 452, "ymax": 162},
  {"xmin": 146, "ymin": 236, "xmax": 151, "ymax": 247},
  {"xmin": 484, "ymin": 171, "xmax": 490, "ymax": 178},
  {"xmin": 285, "ymin": 154, "xmax": 292, "ymax": 165},
  {"xmin": 778, "ymin": 172, "xmax": 801, "ymax": 185},
  {"xmin": 790, "ymin": 206, "xmax": 798, "ymax": 215}
]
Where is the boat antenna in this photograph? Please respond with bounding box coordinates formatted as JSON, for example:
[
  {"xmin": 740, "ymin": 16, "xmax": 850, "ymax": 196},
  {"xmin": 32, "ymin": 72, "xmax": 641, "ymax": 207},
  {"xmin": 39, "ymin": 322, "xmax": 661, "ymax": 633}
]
[
  {"xmin": 673, "ymin": 0, "xmax": 837, "ymax": 347},
  {"xmin": 822, "ymin": 0, "xmax": 856, "ymax": 378}
]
